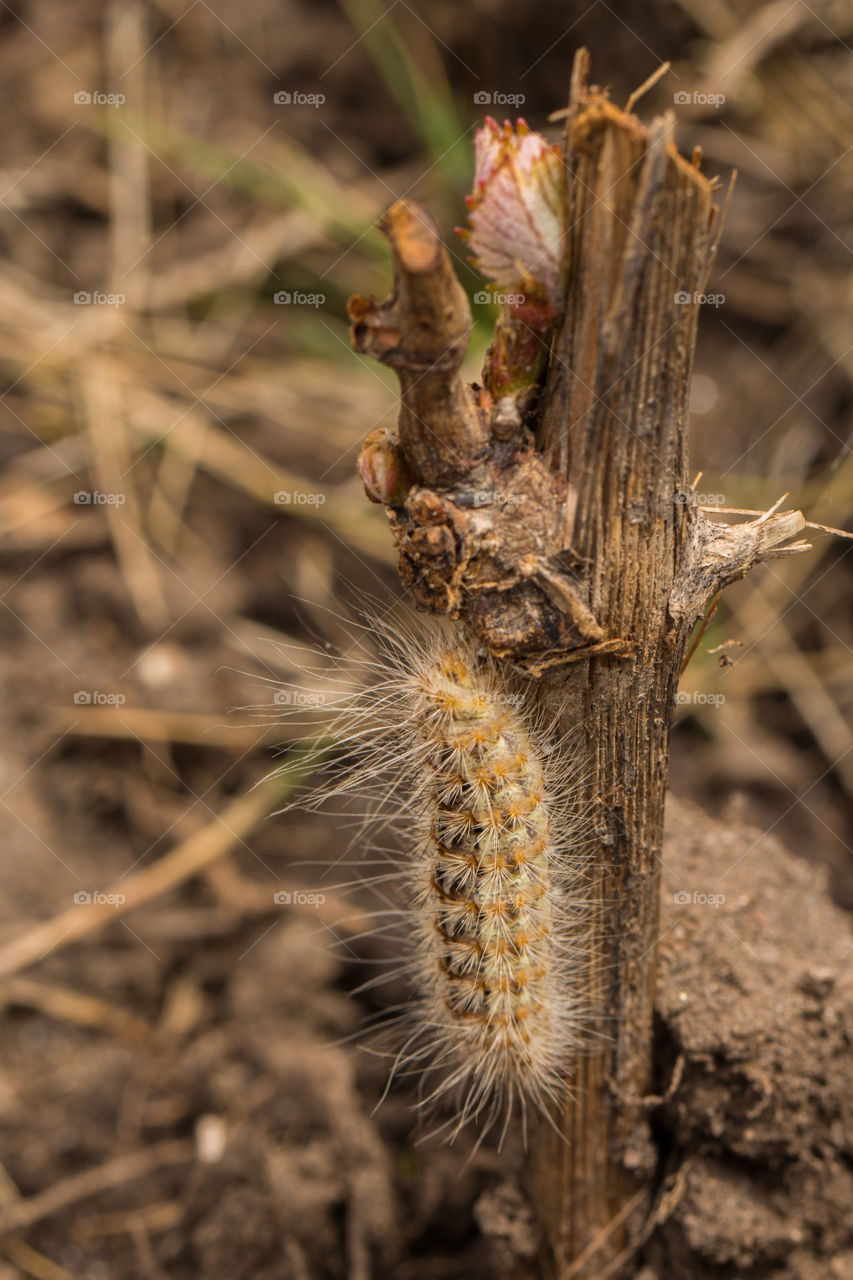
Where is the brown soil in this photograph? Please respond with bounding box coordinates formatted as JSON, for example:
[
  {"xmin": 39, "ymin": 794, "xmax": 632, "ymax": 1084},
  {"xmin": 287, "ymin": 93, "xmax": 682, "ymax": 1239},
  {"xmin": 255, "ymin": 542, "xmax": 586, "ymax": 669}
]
[{"xmin": 1, "ymin": 766, "xmax": 850, "ymax": 1277}]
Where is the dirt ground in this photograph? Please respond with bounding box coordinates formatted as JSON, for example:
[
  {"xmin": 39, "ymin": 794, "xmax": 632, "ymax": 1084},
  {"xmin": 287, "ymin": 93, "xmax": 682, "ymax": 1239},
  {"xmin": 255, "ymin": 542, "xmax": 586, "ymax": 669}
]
[{"xmin": 0, "ymin": 1, "xmax": 851, "ymax": 1277}]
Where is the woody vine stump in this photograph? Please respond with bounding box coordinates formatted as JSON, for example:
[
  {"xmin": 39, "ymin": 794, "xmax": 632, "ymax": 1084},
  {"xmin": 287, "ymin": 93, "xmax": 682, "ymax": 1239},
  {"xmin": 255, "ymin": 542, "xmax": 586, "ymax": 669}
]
[{"xmin": 348, "ymin": 50, "xmax": 809, "ymax": 1279}]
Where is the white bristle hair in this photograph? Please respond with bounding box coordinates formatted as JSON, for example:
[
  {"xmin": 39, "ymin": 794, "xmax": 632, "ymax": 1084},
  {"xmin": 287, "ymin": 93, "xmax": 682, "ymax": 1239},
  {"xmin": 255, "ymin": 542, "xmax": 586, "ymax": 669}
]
[{"xmin": 279, "ymin": 606, "xmax": 594, "ymax": 1142}]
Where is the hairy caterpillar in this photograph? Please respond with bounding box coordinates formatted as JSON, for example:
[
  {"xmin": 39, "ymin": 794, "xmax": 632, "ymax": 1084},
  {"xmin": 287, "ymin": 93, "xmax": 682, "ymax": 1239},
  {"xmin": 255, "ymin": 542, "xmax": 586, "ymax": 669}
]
[{"xmin": 279, "ymin": 608, "xmax": 591, "ymax": 1140}]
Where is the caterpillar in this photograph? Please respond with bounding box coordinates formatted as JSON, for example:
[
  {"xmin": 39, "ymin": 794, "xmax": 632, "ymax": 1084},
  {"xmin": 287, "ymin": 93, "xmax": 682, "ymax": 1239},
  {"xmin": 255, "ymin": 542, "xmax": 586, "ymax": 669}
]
[{"xmin": 280, "ymin": 608, "xmax": 591, "ymax": 1140}]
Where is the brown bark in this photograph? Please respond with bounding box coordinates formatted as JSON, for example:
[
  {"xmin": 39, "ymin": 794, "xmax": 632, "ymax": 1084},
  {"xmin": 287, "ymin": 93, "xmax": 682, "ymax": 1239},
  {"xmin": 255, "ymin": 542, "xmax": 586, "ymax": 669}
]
[{"xmin": 347, "ymin": 49, "xmax": 810, "ymax": 1279}]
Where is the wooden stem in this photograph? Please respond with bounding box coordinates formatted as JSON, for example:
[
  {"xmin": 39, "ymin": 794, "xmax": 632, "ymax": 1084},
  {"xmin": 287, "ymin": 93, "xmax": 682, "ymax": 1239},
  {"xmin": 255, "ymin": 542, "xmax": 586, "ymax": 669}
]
[{"xmin": 348, "ymin": 48, "xmax": 809, "ymax": 1279}]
